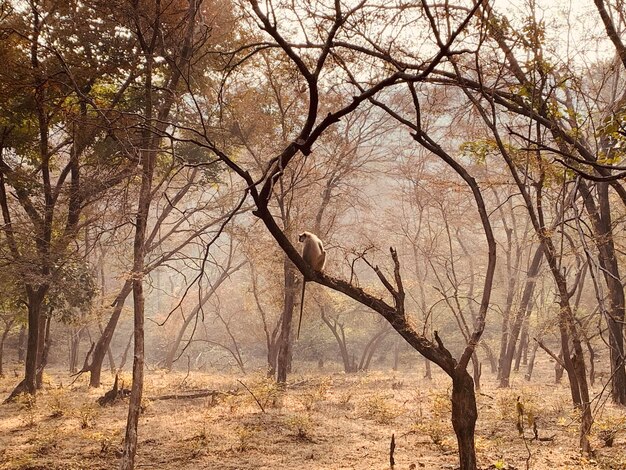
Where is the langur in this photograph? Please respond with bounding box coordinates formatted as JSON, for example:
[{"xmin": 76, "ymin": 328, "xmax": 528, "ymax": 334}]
[{"xmin": 297, "ymin": 231, "xmax": 326, "ymax": 339}]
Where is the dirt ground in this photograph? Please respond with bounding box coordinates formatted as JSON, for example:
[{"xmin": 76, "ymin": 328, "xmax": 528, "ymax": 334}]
[{"xmin": 0, "ymin": 359, "xmax": 625, "ymax": 470}]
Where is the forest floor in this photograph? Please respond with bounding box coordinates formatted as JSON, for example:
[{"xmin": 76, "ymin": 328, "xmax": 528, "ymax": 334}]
[{"xmin": 0, "ymin": 360, "xmax": 625, "ymax": 470}]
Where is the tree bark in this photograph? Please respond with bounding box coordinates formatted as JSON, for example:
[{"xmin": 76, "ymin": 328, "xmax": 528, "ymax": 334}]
[
  {"xmin": 69, "ymin": 327, "xmax": 80, "ymax": 374},
  {"xmin": 89, "ymin": 280, "xmax": 133, "ymax": 387},
  {"xmin": 118, "ymin": 331, "xmax": 133, "ymax": 372},
  {"xmin": 24, "ymin": 290, "xmax": 45, "ymax": 394},
  {"xmin": 514, "ymin": 323, "xmax": 529, "ymax": 371},
  {"xmin": 392, "ymin": 342, "xmax": 400, "ymax": 372},
  {"xmin": 547, "ymin": 250, "xmax": 592, "ymax": 452},
  {"xmin": 121, "ymin": 8, "xmax": 157, "ymax": 464},
  {"xmin": 0, "ymin": 319, "xmax": 14, "ymax": 377},
  {"xmin": 471, "ymin": 353, "xmax": 481, "ymax": 391},
  {"xmin": 497, "ymin": 228, "xmax": 517, "ymax": 381},
  {"xmin": 121, "ymin": 260, "xmax": 147, "ymax": 470},
  {"xmin": 321, "ymin": 309, "xmax": 354, "ymax": 373},
  {"xmin": 480, "ymin": 342, "xmax": 497, "ymax": 374},
  {"xmin": 276, "ymin": 259, "xmax": 297, "ymax": 383},
  {"xmin": 239, "ymin": 6, "xmax": 495, "ymax": 465},
  {"xmin": 35, "ymin": 313, "xmax": 51, "ymax": 389},
  {"xmin": 555, "ymin": 359, "xmax": 564, "ymax": 383},
  {"xmin": 451, "ymin": 368, "xmax": 478, "ymax": 470},
  {"xmin": 17, "ymin": 325, "xmax": 26, "ymax": 363},
  {"xmin": 423, "ymin": 356, "xmax": 431, "ymax": 378},
  {"xmin": 499, "ymin": 245, "xmax": 543, "ymax": 387},
  {"xmin": 267, "ymin": 341, "xmax": 278, "ymax": 377},
  {"xmin": 250, "ymin": 196, "xmax": 492, "ymax": 470},
  {"xmin": 524, "ymin": 340, "xmax": 539, "ymax": 381},
  {"xmin": 5, "ymin": 290, "xmax": 46, "ymax": 401},
  {"xmin": 360, "ymin": 328, "xmax": 391, "ymax": 371},
  {"xmin": 579, "ymin": 181, "xmax": 626, "ymax": 404}
]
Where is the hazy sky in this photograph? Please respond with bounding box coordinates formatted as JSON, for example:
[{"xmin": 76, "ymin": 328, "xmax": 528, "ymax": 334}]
[{"xmin": 491, "ymin": 0, "xmax": 617, "ymax": 64}]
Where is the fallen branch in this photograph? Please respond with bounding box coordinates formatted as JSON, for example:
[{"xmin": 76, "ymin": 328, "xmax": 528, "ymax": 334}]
[
  {"xmin": 287, "ymin": 379, "xmax": 311, "ymax": 388},
  {"xmin": 148, "ymin": 389, "xmax": 237, "ymax": 401}
]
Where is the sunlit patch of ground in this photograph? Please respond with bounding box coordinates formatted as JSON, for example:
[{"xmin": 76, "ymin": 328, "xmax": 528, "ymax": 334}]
[{"xmin": 0, "ymin": 360, "xmax": 624, "ymax": 469}]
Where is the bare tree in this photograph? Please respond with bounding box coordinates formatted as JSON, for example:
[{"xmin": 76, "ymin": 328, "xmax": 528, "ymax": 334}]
[
  {"xmin": 119, "ymin": 1, "xmax": 203, "ymax": 467},
  {"xmin": 320, "ymin": 305, "xmax": 391, "ymax": 373},
  {"xmin": 164, "ymin": 240, "xmax": 246, "ymax": 370},
  {"xmin": 179, "ymin": 2, "xmax": 492, "ymax": 468}
]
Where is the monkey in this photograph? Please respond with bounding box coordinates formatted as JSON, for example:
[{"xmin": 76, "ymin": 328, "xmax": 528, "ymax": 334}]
[{"xmin": 296, "ymin": 231, "xmax": 326, "ymax": 339}]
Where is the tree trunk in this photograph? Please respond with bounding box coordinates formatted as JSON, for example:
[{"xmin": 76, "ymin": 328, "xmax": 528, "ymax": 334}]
[
  {"xmin": 118, "ymin": 331, "xmax": 133, "ymax": 372},
  {"xmin": 451, "ymin": 368, "xmax": 478, "ymax": 470},
  {"xmin": 559, "ymin": 324, "xmax": 582, "ymax": 406},
  {"xmin": 605, "ymin": 318, "xmax": 625, "ymax": 400},
  {"xmin": 583, "ymin": 333, "xmax": 595, "ymax": 386},
  {"xmin": 499, "ymin": 245, "xmax": 543, "ymax": 387},
  {"xmin": 6, "ymin": 290, "xmax": 47, "ymax": 400},
  {"xmin": 514, "ymin": 324, "xmax": 528, "ymax": 370},
  {"xmin": 321, "ymin": 308, "xmax": 354, "ymax": 373},
  {"xmin": 17, "ymin": 325, "xmax": 26, "ymax": 363},
  {"xmin": 594, "ymin": 183, "xmax": 626, "ymax": 405},
  {"xmin": 480, "ymin": 342, "xmax": 497, "ymax": 374},
  {"xmin": 555, "ymin": 350, "xmax": 564, "ymax": 383},
  {"xmin": 471, "ymin": 353, "xmax": 481, "ymax": 390},
  {"xmin": 267, "ymin": 341, "xmax": 278, "ymax": 377},
  {"xmin": 23, "ymin": 290, "xmax": 45, "ymax": 394},
  {"xmin": 360, "ymin": 328, "xmax": 390, "ymax": 371},
  {"xmin": 524, "ymin": 340, "xmax": 539, "ymax": 381},
  {"xmin": 276, "ymin": 259, "xmax": 297, "ymax": 383},
  {"xmin": 392, "ymin": 341, "xmax": 400, "ymax": 371},
  {"xmin": 0, "ymin": 320, "xmax": 13, "ymax": 377},
  {"xmin": 338, "ymin": 340, "xmax": 353, "ymax": 373},
  {"xmin": 69, "ymin": 327, "xmax": 80, "ymax": 374},
  {"xmin": 89, "ymin": 280, "xmax": 132, "ymax": 387},
  {"xmin": 98, "ymin": 321, "xmax": 116, "ymax": 374},
  {"xmin": 35, "ymin": 313, "xmax": 47, "ymax": 389},
  {"xmin": 573, "ymin": 351, "xmax": 593, "ymax": 454},
  {"xmin": 542, "ymin": 231, "xmax": 593, "ymax": 451},
  {"xmin": 580, "ymin": 182, "xmax": 626, "ymax": 404},
  {"xmin": 121, "ymin": 266, "xmax": 147, "ymax": 470},
  {"xmin": 521, "ymin": 334, "xmax": 529, "ymax": 365},
  {"xmin": 557, "ymin": 308, "xmax": 593, "ymax": 452},
  {"xmin": 496, "ymin": 235, "xmax": 515, "ymax": 381},
  {"xmin": 423, "ymin": 356, "xmax": 431, "ymax": 378},
  {"xmin": 164, "ymin": 292, "xmax": 211, "ymax": 370},
  {"xmin": 35, "ymin": 314, "xmax": 52, "ymax": 389},
  {"xmin": 120, "ymin": 28, "xmax": 158, "ymax": 467}
]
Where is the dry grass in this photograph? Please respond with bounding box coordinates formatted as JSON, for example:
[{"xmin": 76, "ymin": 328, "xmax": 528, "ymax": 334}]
[{"xmin": 0, "ymin": 362, "xmax": 625, "ymax": 470}]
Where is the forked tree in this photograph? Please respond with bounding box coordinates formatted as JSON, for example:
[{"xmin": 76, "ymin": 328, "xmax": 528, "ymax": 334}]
[{"xmin": 178, "ymin": 1, "xmax": 493, "ymax": 468}]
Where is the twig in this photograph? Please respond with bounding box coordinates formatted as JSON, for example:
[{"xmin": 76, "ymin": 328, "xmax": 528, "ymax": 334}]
[
  {"xmin": 390, "ymin": 433, "xmax": 395, "ymax": 468},
  {"xmin": 237, "ymin": 379, "xmax": 265, "ymax": 413}
]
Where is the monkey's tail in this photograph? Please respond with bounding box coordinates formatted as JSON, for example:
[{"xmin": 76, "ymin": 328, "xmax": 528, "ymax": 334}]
[{"xmin": 296, "ymin": 280, "xmax": 306, "ymax": 340}]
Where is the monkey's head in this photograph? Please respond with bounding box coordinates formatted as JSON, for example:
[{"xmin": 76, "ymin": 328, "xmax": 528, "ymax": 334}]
[{"xmin": 298, "ymin": 232, "xmax": 308, "ymax": 243}]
